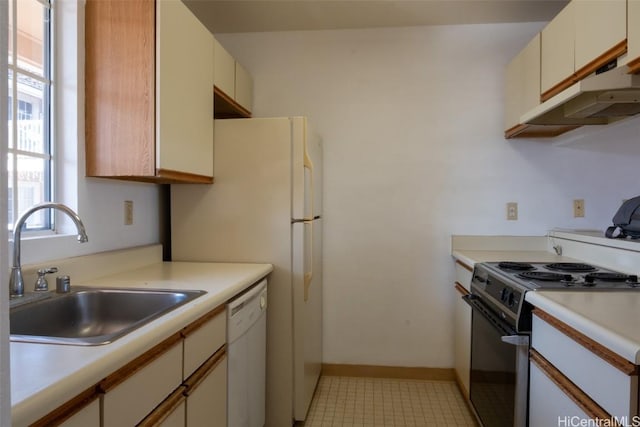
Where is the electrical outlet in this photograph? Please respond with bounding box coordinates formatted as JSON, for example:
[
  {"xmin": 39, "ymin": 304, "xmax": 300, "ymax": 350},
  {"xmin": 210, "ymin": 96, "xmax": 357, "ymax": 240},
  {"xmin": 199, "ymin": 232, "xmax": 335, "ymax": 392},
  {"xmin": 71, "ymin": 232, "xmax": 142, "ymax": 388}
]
[
  {"xmin": 124, "ymin": 200, "xmax": 134, "ymax": 225},
  {"xmin": 573, "ymin": 199, "xmax": 585, "ymax": 218},
  {"xmin": 506, "ymin": 202, "xmax": 518, "ymax": 221}
]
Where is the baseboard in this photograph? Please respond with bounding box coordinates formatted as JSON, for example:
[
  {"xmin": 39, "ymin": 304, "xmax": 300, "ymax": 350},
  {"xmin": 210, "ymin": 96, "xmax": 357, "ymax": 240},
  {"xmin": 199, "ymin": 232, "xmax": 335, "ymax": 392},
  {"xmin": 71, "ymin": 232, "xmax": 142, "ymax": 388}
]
[{"xmin": 321, "ymin": 363, "xmax": 456, "ymax": 381}]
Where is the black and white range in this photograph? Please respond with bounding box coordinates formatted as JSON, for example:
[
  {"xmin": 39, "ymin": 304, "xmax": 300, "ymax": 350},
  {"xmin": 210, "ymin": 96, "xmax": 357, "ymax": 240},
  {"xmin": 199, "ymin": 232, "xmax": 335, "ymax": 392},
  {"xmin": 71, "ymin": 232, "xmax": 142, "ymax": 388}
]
[{"xmin": 464, "ymin": 261, "xmax": 639, "ymax": 427}]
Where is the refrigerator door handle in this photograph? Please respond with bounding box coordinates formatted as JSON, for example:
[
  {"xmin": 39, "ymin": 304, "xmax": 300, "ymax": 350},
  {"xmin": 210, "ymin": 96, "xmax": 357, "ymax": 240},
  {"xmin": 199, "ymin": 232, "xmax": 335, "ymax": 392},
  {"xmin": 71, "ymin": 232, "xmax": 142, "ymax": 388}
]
[
  {"xmin": 304, "ymin": 140, "xmax": 314, "ymax": 221},
  {"xmin": 304, "ymin": 220, "xmax": 313, "ymax": 302}
]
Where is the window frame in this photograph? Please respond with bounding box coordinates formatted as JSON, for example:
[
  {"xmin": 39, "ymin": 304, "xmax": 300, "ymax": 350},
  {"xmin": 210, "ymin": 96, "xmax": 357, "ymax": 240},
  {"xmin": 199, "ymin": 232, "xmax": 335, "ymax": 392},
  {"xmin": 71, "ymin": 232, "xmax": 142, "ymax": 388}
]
[{"xmin": 7, "ymin": 0, "xmax": 54, "ymax": 234}]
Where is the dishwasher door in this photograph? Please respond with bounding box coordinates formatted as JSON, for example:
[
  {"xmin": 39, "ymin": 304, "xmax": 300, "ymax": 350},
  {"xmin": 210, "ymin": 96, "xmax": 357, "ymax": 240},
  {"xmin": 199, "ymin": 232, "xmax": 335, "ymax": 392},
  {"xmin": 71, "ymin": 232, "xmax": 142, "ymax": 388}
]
[{"xmin": 227, "ymin": 279, "xmax": 268, "ymax": 427}]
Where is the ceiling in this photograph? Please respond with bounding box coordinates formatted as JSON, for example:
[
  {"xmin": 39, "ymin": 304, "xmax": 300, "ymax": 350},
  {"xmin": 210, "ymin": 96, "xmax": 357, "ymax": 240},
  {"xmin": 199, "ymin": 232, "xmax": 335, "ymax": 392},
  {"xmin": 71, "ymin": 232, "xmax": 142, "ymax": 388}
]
[{"xmin": 183, "ymin": 0, "xmax": 569, "ymax": 34}]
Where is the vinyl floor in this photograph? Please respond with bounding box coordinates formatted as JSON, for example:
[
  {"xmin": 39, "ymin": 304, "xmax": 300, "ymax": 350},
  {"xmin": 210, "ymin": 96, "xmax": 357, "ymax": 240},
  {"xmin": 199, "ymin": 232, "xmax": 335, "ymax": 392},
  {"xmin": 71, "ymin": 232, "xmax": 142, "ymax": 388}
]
[{"xmin": 301, "ymin": 375, "xmax": 478, "ymax": 427}]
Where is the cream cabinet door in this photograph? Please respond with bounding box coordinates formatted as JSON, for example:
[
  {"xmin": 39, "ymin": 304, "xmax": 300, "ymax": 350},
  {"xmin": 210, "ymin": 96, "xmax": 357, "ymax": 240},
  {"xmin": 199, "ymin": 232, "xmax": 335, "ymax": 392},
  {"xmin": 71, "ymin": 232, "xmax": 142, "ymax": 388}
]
[
  {"xmin": 629, "ymin": 0, "xmax": 640, "ymax": 72},
  {"xmin": 59, "ymin": 399, "xmax": 100, "ymax": 427},
  {"xmin": 504, "ymin": 34, "xmax": 541, "ymax": 131},
  {"xmin": 214, "ymin": 38, "xmax": 236, "ymax": 98},
  {"xmin": 541, "ymin": 1, "xmax": 575, "ymax": 98},
  {"xmin": 156, "ymin": 0, "xmax": 214, "ymax": 178},
  {"xmin": 185, "ymin": 354, "xmax": 227, "ymax": 427},
  {"xmin": 235, "ymin": 61, "xmax": 253, "ymax": 112},
  {"xmin": 574, "ymin": 0, "xmax": 626, "ymax": 73}
]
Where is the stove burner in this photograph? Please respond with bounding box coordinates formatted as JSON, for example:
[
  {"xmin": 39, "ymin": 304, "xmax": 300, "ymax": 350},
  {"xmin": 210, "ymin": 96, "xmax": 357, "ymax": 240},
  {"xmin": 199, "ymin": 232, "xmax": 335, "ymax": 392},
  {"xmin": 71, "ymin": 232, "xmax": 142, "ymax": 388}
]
[
  {"xmin": 518, "ymin": 271, "xmax": 574, "ymax": 282},
  {"xmin": 545, "ymin": 263, "xmax": 596, "ymax": 272},
  {"xmin": 584, "ymin": 273, "xmax": 632, "ymax": 283},
  {"xmin": 498, "ymin": 262, "xmax": 535, "ymax": 271}
]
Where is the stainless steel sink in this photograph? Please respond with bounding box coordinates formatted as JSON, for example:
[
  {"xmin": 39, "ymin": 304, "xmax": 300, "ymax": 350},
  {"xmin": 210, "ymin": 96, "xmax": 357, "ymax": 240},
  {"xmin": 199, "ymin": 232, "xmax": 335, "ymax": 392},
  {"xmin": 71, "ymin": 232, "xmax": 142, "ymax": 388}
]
[{"xmin": 10, "ymin": 288, "xmax": 206, "ymax": 345}]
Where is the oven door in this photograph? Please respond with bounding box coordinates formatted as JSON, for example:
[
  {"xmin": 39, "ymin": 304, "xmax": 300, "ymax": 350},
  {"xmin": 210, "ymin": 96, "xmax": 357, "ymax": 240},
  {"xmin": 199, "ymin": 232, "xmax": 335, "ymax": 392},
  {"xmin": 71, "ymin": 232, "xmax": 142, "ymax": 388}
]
[{"xmin": 463, "ymin": 294, "xmax": 529, "ymax": 427}]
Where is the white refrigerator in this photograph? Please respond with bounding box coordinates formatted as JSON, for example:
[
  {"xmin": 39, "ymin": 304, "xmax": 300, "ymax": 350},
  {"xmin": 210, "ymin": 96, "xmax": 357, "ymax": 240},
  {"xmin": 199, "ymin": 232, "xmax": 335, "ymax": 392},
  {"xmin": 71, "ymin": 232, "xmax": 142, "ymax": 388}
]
[{"xmin": 171, "ymin": 117, "xmax": 323, "ymax": 427}]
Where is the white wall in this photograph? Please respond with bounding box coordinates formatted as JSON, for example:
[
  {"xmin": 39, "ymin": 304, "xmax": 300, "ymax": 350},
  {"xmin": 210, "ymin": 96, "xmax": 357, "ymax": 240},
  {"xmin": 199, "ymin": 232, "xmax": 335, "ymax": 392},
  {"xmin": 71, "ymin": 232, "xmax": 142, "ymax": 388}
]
[{"xmin": 218, "ymin": 23, "xmax": 640, "ymax": 368}]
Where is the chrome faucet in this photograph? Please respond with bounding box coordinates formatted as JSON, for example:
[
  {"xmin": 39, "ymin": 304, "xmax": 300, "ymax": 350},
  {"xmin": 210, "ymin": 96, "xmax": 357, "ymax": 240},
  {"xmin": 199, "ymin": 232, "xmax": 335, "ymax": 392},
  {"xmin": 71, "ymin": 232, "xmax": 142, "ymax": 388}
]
[{"xmin": 9, "ymin": 203, "xmax": 89, "ymax": 298}]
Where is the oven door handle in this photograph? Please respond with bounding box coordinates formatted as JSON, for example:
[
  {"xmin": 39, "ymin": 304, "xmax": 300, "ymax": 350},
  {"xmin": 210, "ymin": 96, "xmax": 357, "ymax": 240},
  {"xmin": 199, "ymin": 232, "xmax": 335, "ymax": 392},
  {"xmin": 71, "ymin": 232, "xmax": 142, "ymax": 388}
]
[
  {"xmin": 501, "ymin": 335, "xmax": 529, "ymax": 346},
  {"xmin": 461, "ymin": 293, "xmax": 517, "ymax": 336}
]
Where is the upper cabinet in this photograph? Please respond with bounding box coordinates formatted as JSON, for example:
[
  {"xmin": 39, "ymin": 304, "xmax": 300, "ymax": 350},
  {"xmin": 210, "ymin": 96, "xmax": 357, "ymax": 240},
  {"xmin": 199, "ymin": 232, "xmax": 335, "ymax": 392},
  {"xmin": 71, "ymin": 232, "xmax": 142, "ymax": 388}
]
[
  {"xmin": 86, "ymin": 0, "xmax": 215, "ymax": 184},
  {"xmin": 540, "ymin": 2, "xmax": 576, "ymax": 101},
  {"xmin": 213, "ymin": 38, "xmax": 253, "ymax": 118},
  {"xmin": 541, "ymin": 0, "xmax": 626, "ymax": 101},
  {"xmin": 628, "ymin": 0, "xmax": 640, "ymax": 73},
  {"xmin": 505, "ymin": 0, "xmax": 629, "ymax": 139}
]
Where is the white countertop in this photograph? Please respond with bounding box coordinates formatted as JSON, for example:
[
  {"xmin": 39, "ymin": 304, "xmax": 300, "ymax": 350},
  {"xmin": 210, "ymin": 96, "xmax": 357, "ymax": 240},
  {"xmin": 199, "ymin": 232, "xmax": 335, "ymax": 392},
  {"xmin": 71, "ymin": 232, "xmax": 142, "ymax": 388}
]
[
  {"xmin": 11, "ymin": 261, "xmax": 273, "ymax": 427},
  {"xmin": 451, "ymin": 236, "xmax": 640, "ymax": 366},
  {"xmin": 451, "ymin": 249, "xmax": 574, "ymax": 267},
  {"xmin": 526, "ymin": 291, "xmax": 640, "ymax": 364}
]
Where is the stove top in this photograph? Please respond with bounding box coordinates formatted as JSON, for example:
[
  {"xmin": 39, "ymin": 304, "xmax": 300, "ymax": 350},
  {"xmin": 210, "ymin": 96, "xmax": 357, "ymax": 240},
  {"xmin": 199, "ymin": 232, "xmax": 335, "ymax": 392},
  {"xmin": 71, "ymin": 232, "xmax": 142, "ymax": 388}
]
[
  {"xmin": 469, "ymin": 261, "xmax": 640, "ymax": 333},
  {"xmin": 489, "ymin": 261, "xmax": 640, "ymax": 290}
]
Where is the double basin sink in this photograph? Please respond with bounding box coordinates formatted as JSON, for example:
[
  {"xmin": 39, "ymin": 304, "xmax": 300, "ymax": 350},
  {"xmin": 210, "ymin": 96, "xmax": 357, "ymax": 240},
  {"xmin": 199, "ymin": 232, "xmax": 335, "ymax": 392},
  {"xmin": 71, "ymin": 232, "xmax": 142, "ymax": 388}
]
[{"xmin": 10, "ymin": 288, "xmax": 205, "ymax": 345}]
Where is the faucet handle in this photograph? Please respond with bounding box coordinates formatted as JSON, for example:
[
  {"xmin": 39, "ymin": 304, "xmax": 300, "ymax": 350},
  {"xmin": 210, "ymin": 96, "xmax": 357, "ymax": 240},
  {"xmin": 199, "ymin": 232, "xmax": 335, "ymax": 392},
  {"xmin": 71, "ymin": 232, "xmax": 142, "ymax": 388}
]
[{"xmin": 34, "ymin": 267, "xmax": 59, "ymax": 292}]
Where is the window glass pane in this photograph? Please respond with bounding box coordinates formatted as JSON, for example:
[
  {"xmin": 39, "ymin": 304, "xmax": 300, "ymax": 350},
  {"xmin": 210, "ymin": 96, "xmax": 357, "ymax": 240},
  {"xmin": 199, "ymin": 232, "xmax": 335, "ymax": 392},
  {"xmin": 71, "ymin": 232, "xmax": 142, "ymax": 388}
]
[
  {"xmin": 15, "ymin": 73, "xmax": 46, "ymax": 154},
  {"xmin": 7, "ymin": 154, "xmax": 14, "ymax": 228},
  {"xmin": 16, "ymin": 0, "xmax": 46, "ymax": 77},
  {"xmin": 16, "ymin": 155, "xmax": 48, "ymax": 229}
]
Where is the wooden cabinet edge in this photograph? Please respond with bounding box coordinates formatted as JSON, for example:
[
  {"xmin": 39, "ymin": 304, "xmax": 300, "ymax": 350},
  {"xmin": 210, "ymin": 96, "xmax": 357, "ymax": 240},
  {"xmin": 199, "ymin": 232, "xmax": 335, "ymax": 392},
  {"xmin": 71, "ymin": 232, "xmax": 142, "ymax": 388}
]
[
  {"xmin": 214, "ymin": 86, "xmax": 252, "ymax": 119},
  {"xmin": 505, "ymin": 123, "xmax": 581, "ymax": 139},
  {"xmin": 574, "ymin": 40, "xmax": 627, "ymax": 82},
  {"xmin": 181, "ymin": 304, "xmax": 226, "ymax": 338},
  {"xmin": 183, "ymin": 346, "xmax": 227, "ymax": 394},
  {"xmin": 454, "ymin": 282, "xmax": 470, "ymax": 296},
  {"xmin": 533, "ymin": 309, "xmax": 638, "ymax": 376},
  {"xmin": 455, "ymin": 260, "xmax": 473, "ymax": 272},
  {"xmin": 628, "ymin": 56, "xmax": 640, "ymax": 74},
  {"xmin": 530, "ymin": 349, "xmax": 617, "ymax": 423},
  {"xmin": 541, "ymin": 40, "xmax": 627, "ymax": 103},
  {"xmin": 29, "ymin": 385, "xmax": 100, "ymax": 427},
  {"xmin": 137, "ymin": 385, "xmax": 187, "ymax": 427},
  {"xmin": 86, "ymin": 171, "xmax": 214, "ymax": 185},
  {"xmin": 98, "ymin": 332, "xmax": 183, "ymax": 393}
]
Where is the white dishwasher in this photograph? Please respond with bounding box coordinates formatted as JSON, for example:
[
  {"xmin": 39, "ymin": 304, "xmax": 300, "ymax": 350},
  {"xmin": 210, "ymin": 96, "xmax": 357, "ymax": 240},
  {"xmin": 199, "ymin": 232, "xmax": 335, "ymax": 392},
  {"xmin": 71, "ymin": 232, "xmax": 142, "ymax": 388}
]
[{"xmin": 227, "ymin": 279, "xmax": 268, "ymax": 427}]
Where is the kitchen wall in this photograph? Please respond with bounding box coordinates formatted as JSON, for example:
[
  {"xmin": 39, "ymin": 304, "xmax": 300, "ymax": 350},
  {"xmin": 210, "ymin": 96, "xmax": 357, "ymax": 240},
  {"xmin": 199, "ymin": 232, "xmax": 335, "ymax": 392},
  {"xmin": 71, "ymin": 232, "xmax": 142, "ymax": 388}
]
[{"xmin": 217, "ymin": 23, "xmax": 640, "ymax": 368}]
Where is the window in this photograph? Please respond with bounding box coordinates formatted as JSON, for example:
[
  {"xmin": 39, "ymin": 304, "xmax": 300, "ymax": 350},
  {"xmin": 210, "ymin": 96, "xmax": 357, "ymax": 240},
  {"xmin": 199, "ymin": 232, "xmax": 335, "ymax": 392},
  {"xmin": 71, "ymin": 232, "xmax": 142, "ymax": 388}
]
[{"xmin": 7, "ymin": 0, "xmax": 53, "ymax": 232}]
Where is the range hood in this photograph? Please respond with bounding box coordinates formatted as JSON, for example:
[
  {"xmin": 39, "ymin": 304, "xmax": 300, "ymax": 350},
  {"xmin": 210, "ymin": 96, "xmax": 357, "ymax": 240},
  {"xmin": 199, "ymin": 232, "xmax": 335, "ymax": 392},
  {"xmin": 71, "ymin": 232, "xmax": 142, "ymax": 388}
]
[{"xmin": 521, "ymin": 67, "xmax": 640, "ymax": 126}]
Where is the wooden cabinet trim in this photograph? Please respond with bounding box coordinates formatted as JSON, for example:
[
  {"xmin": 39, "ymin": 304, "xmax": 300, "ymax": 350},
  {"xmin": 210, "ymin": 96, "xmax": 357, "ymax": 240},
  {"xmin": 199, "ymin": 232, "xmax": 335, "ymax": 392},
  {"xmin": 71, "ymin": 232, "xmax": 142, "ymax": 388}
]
[
  {"xmin": 137, "ymin": 385, "xmax": 187, "ymax": 427},
  {"xmin": 541, "ymin": 40, "xmax": 627, "ymax": 103},
  {"xmin": 454, "ymin": 282, "xmax": 470, "ymax": 297},
  {"xmin": 628, "ymin": 56, "xmax": 640, "ymax": 75},
  {"xmin": 156, "ymin": 169, "xmax": 214, "ymax": 184},
  {"xmin": 455, "ymin": 260, "xmax": 473, "ymax": 272},
  {"xmin": 29, "ymin": 385, "xmax": 99, "ymax": 427},
  {"xmin": 530, "ymin": 349, "xmax": 618, "ymax": 424},
  {"xmin": 505, "ymin": 123, "xmax": 581, "ymax": 139},
  {"xmin": 541, "ymin": 74, "xmax": 578, "ymax": 102},
  {"xmin": 574, "ymin": 39, "xmax": 627, "ymax": 82},
  {"xmin": 181, "ymin": 304, "xmax": 226, "ymax": 338},
  {"xmin": 214, "ymin": 86, "xmax": 252, "ymax": 119},
  {"xmin": 533, "ymin": 309, "xmax": 638, "ymax": 376},
  {"xmin": 183, "ymin": 346, "xmax": 227, "ymax": 394},
  {"xmin": 99, "ymin": 332, "xmax": 183, "ymax": 392}
]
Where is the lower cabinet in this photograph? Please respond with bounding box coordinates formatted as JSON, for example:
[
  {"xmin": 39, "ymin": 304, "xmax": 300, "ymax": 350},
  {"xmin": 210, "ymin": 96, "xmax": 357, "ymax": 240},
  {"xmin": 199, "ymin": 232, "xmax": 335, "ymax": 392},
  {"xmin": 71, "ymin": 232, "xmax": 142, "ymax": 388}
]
[
  {"xmin": 529, "ymin": 309, "xmax": 639, "ymax": 426},
  {"xmin": 185, "ymin": 352, "xmax": 228, "ymax": 426},
  {"xmin": 453, "ymin": 260, "xmax": 473, "ymax": 398},
  {"xmin": 32, "ymin": 304, "xmax": 228, "ymax": 427}
]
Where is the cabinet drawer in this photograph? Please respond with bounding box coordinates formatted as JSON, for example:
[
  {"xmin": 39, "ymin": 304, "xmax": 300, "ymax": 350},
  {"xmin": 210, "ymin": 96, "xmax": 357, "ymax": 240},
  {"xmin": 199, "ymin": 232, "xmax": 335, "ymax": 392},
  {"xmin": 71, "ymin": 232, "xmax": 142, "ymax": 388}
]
[
  {"xmin": 454, "ymin": 260, "xmax": 473, "ymax": 291},
  {"xmin": 529, "ymin": 357, "xmax": 591, "ymax": 427},
  {"xmin": 532, "ymin": 311, "xmax": 638, "ymax": 418},
  {"xmin": 183, "ymin": 305, "xmax": 226, "ymax": 379},
  {"xmin": 137, "ymin": 386, "xmax": 187, "ymax": 427},
  {"xmin": 185, "ymin": 351, "xmax": 227, "ymax": 427},
  {"xmin": 102, "ymin": 341, "xmax": 183, "ymax": 427}
]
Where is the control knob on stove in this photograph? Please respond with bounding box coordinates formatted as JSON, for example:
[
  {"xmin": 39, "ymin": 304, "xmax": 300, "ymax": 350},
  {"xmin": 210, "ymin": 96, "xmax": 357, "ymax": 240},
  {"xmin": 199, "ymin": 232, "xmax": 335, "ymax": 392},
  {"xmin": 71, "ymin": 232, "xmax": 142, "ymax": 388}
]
[
  {"xmin": 500, "ymin": 287, "xmax": 509, "ymax": 302},
  {"xmin": 508, "ymin": 292, "xmax": 516, "ymax": 307}
]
